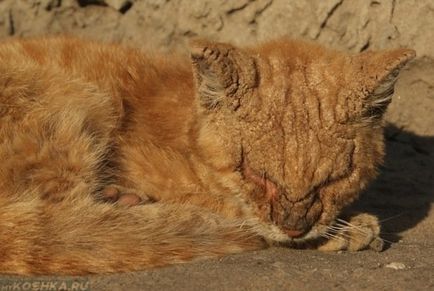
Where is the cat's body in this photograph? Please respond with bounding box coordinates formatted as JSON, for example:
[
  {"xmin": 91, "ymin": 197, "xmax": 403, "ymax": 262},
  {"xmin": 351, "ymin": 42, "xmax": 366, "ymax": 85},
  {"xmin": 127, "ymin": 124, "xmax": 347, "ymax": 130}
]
[{"xmin": 0, "ymin": 37, "xmax": 414, "ymax": 275}]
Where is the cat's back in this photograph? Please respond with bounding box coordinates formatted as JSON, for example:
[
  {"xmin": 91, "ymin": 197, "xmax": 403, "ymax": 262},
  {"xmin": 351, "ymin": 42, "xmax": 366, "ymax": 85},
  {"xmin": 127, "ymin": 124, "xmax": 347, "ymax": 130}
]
[
  {"xmin": 0, "ymin": 36, "xmax": 191, "ymax": 93},
  {"xmin": 0, "ymin": 36, "xmax": 196, "ymax": 147},
  {"xmin": 0, "ymin": 37, "xmax": 133, "ymax": 138},
  {"xmin": 0, "ymin": 37, "xmax": 142, "ymax": 90}
]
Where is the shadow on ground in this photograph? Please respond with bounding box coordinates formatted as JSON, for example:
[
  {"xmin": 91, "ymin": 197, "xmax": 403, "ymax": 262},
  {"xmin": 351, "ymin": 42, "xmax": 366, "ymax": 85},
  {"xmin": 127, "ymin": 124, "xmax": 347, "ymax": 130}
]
[{"xmin": 353, "ymin": 124, "xmax": 434, "ymax": 243}]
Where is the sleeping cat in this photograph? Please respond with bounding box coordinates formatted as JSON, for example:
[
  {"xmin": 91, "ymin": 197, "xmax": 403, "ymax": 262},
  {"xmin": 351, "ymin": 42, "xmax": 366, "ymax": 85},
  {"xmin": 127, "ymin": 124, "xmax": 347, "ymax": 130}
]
[{"xmin": 0, "ymin": 36, "xmax": 414, "ymax": 275}]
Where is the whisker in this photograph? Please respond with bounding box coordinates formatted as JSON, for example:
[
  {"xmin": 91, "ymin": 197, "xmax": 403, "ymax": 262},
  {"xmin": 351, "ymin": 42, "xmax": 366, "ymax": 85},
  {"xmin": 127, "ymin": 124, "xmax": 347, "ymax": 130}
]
[
  {"xmin": 336, "ymin": 219, "xmax": 370, "ymax": 235},
  {"xmin": 326, "ymin": 219, "xmax": 398, "ymax": 248},
  {"xmin": 329, "ymin": 230, "xmax": 352, "ymax": 240},
  {"xmin": 379, "ymin": 212, "xmax": 407, "ymax": 223},
  {"xmin": 336, "ymin": 223, "xmax": 394, "ymax": 244},
  {"xmin": 321, "ymin": 232, "xmax": 346, "ymax": 242},
  {"xmin": 330, "ymin": 222, "xmax": 350, "ymax": 229},
  {"xmin": 333, "ymin": 222, "xmax": 362, "ymax": 233},
  {"xmin": 335, "ymin": 224, "xmax": 394, "ymax": 245},
  {"xmin": 336, "ymin": 218, "xmax": 353, "ymax": 225},
  {"xmin": 331, "ymin": 231, "xmax": 373, "ymax": 246},
  {"xmin": 326, "ymin": 225, "xmax": 347, "ymax": 232},
  {"xmin": 379, "ymin": 237, "xmax": 394, "ymax": 244},
  {"xmin": 378, "ymin": 231, "xmax": 399, "ymax": 235},
  {"xmin": 338, "ymin": 224, "xmax": 372, "ymax": 237}
]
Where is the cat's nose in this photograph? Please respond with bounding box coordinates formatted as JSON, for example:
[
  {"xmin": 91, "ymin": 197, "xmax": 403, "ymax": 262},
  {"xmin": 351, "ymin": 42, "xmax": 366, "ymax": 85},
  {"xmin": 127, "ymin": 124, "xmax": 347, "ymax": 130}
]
[
  {"xmin": 283, "ymin": 229, "xmax": 304, "ymax": 238},
  {"xmin": 282, "ymin": 213, "xmax": 309, "ymax": 234}
]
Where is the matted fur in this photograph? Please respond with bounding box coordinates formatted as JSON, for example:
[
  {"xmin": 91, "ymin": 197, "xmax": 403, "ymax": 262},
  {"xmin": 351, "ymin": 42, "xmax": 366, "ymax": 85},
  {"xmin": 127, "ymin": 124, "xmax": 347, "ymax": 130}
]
[{"xmin": 0, "ymin": 36, "xmax": 414, "ymax": 275}]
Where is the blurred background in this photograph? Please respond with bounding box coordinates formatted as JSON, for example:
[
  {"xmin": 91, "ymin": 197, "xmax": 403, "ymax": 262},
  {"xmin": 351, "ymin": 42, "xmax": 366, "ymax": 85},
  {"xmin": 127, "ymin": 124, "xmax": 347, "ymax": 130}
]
[{"xmin": 0, "ymin": 1, "xmax": 433, "ymax": 289}]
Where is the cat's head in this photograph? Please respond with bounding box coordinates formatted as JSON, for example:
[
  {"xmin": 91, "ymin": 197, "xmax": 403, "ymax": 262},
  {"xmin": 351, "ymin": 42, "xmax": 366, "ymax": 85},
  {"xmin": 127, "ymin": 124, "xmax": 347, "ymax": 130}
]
[{"xmin": 190, "ymin": 38, "xmax": 415, "ymax": 242}]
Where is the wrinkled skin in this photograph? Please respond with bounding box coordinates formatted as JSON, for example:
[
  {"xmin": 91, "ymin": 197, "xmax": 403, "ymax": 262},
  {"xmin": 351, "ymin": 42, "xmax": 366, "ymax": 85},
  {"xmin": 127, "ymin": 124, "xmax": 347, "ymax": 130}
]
[{"xmin": 191, "ymin": 39, "xmax": 415, "ymax": 242}]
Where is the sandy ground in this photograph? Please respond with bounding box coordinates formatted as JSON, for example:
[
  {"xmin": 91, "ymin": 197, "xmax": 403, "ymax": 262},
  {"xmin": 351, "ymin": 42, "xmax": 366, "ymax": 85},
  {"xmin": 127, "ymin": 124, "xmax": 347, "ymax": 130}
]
[{"xmin": 0, "ymin": 1, "xmax": 433, "ymax": 290}]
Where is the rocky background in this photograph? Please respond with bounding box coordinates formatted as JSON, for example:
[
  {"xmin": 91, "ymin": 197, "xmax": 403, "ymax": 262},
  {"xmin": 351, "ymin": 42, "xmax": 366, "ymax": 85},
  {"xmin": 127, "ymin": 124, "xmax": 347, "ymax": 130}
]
[{"xmin": 0, "ymin": 1, "xmax": 433, "ymax": 290}]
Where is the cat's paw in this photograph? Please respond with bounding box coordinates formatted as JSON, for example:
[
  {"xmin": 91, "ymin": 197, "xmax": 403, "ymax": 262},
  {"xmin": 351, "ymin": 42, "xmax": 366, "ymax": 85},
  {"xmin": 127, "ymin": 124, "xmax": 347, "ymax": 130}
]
[
  {"xmin": 318, "ymin": 213, "xmax": 384, "ymax": 252},
  {"xmin": 101, "ymin": 185, "xmax": 155, "ymax": 207}
]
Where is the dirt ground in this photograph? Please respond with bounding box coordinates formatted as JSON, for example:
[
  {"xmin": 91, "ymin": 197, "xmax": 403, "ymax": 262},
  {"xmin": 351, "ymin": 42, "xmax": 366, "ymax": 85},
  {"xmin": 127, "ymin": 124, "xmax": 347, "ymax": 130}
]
[{"xmin": 0, "ymin": 0, "xmax": 433, "ymax": 290}]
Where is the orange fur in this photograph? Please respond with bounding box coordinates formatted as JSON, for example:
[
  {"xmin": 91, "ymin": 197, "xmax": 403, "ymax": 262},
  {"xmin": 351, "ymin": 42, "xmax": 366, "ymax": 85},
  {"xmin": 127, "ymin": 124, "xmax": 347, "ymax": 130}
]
[{"xmin": 0, "ymin": 36, "xmax": 414, "ymax": 275}]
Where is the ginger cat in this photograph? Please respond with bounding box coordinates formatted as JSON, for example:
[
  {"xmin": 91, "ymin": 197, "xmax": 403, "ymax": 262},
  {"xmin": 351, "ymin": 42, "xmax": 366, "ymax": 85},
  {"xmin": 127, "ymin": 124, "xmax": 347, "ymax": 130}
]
[{"xmin": 0, "ymin": 36, "xmax": 414, "ymax": 275}]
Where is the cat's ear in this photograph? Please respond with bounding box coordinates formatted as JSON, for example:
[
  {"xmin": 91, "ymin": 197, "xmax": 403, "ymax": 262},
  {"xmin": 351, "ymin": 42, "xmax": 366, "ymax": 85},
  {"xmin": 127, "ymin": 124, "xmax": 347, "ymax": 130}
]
[
  {"xmin": 354, "ymin": 48, "xmax": 416, "ymax": 119},
  {"xmin": 189, "ymin": 39, "xmax": 258, "ymax": 110}
]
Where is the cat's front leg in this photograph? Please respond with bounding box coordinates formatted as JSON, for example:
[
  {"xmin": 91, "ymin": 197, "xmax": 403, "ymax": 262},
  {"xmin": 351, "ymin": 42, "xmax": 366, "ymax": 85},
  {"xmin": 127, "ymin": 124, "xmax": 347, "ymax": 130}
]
[
  {"xmin": 99, "ymin": 184, "xmax": 250, "ymax": 221},
  {"xmin": 155, "ymin": 192, "xmax": 255, "ymax": 221},
  {"xmin": 317, "ymin": 213, "xmax": 384, "ymax": 252}
]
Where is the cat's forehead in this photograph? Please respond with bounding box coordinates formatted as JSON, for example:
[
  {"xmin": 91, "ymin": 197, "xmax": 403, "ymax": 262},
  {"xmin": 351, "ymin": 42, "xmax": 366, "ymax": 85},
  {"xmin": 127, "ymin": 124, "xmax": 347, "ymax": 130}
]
[
  {"xmin": 240, "ymin": 43, "xmax": 360, "ymax": 131},
  {"xmin": 254, "ymin": 39, "xmax": 345, "ymax": 65},
  {"xmin": 252, "ymin": 40, "xmax": 350, "ymax": 92},
  {"xmin": 252, "ymin": 43, "xmax": 346, "ymax": 94},
  {"xmin": 258, "ymin": 41, "xmax": 353, "ymax": 79}
]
